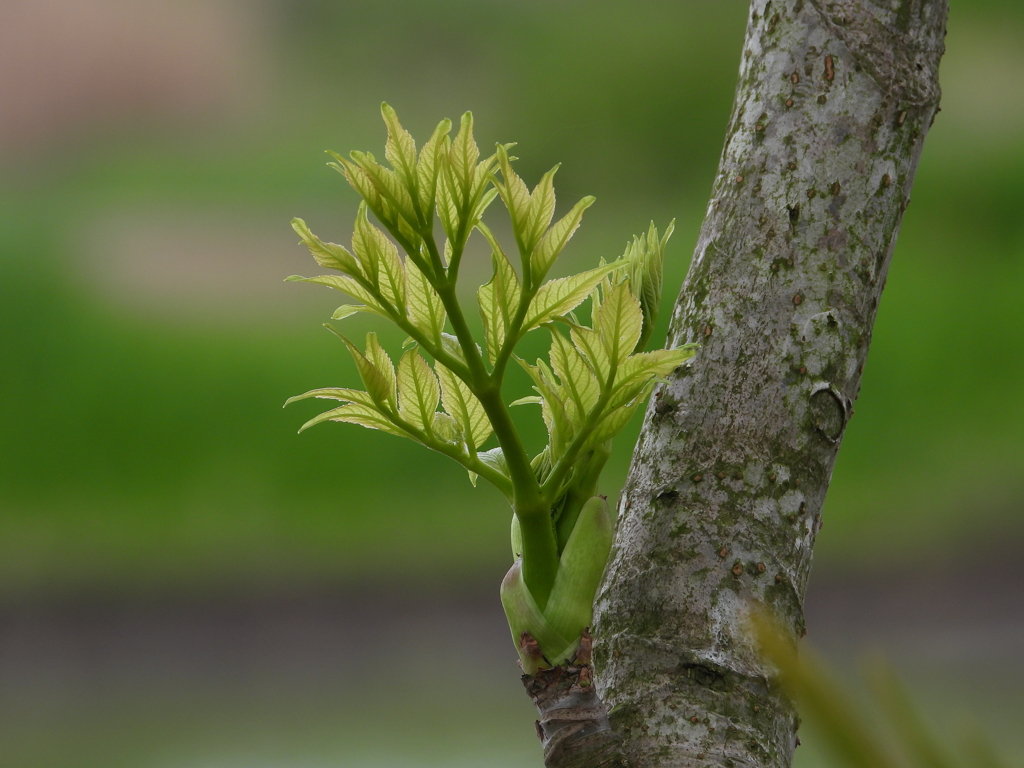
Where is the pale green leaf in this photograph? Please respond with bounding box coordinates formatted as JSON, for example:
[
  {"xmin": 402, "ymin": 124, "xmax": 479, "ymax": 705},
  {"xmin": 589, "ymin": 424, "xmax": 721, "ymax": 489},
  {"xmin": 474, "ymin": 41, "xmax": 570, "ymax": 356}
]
[
  {"xmin": 474, "ymin": 148, "xmax": 503, "ymax": 188},
  {"xmin": 511, "ymin": 514, "xmax": 523, "ymax": 560},
  {"xmin": 536, "ymin": 359, "xmax": 573, "ymax": 459},
  {"xmin": 448, "ymin": 112, "xmax": 480, "ymax": 205},
  {"xmin": 431, "ymin": 411, "xmax": 460, "ymax": 444},
  {"xmin": 350, "ymin": 150, "xmax": 417, "ymax": 225},
  {"xmin": 639, "ymin": 220, "xmax": 670, "ymax": 349},
  {"xmin": 617, "ymin": 220, "xmax": 673, "ymax": 352},
  {"xmin": 436, "ymin": 169, "xmax": 460, "ymax": 243},
  {"xmin": 510, "ymin": 395, "xmax": 543, "ymax": 407},
  {"xmin": 570, "ymin": 324, "xmax": 611, "ymax": 384},
  {"xmin": 474, "ymin": 221, "xmax": 508, "ymax": 262},
  {"xmin": 397, "ymin": 348, "xmax": 440, "ymax": 431},
  {"xmin": 331, "ymin": 305, "xmax": 374, "ymax": 320},
  {"xmin": 496, "ymin": 143, "xmax": 531, "ymax": 245},
  {"xmin": 602, "ymin": 347, "xmax": 696, "ymax": 415},
  {"xmin": 440, "ymin": 332, "xmax": 464, "ymax": 363},
  {"xmin": 292, "ymin": 218, "xmax": 361, "ymax": 276},
  {"xmin": 328, "ymin": 332, "xmax": 392, "ymax": 408},
  {"xmin": 364, "ymin": 332, "xmax": 397, "ymax": 406},
  {"xmin": 531, "ymin": 446, "xmax": 552, "ymax": 484},
  {"xmin": 514, "ymin": 355, "xmax": 550, "ymax": 393},
  {"xmin": 549, "ymin": 330, "xmax": 600, "ymax": 422},
  {"xmin": 525, "ymin": 165, "xmax": 559, "ymax": 252},
  {"xmin": 516, "ymin": 357, "xmax": 572, "ymax": 459},
  {"xmin": 405, "ymin": 258, "xmax": 446, "ymax": 341},
  {"xmin": 283, "ymin": 387, "xmax": 376, "ymax": 408},
  {"xmin": 436, "ymin": 362, "xmax": 492, "ymax": 451},
  {"xmin": 330, "ymin": 154, "xmax": 391, "ymax": 225},
  {"xmin": 380, "ymin": 103, "xmax": 417, "ymax": 190},
  {"xmin": 530, "ymin": 196, "xmax": 595, "ymax": 280},
  {"xmin": 615, "ymin": 346, "xmax": 697, "ymax": 393},
  {"xmin": 478, "ymin": 447, "xmax": 510, "ymax": 479},
  {"xmin": 440, "ymin": 332, "xmax": 481, "ymax": 366},
  {"xmin": 470, "ymin": 186, "xmax": 499, "ymax": 229},
  {"xmin": 285, "ymin": 274, "xmax": 392, "ymax": 318},
  {"xmin": 476, "ymin": 281, "xmax": 502, "ymax": 365},
  {"xmin": 476, "ymin": 233, "xmax": 521, "ymax": 365},
  {"xmin": 416, "ymin": 119, "xmax": 452, "ymax": 216},
  {"xmin": 597, "ymin": 281, "xmax": 643, "ymax": 368},
  {"xmin": 392, "ymin": 212, "xmax": 424, "ymax": 255},
  {"xmin": 351, "ymin": 203, "xmax": 380, "ymax": 283},
  {"xmin": 350, "ymin": 205, "xmax": 406, "ymax": 308},
  {"xmin": 587, "ymin": 259, "xmax": 608, "ymax": 320},
  {"xmin": 522, "ymin": 263, "xmax": 618, "ymax": 334},
  {"xmin": 298, "ymin": 402, "xmax": 408, "ymax": 437},
  {"xmin": 583, "ymin": 393, "xmax": 649, "ymax": 450},
  {"xmin": 604, "ymin": 374, "xmax": 656, "ymax": 414},
  {"xmin": 467, "ymin": 150, "xmax": 503, "ymax": 230}
]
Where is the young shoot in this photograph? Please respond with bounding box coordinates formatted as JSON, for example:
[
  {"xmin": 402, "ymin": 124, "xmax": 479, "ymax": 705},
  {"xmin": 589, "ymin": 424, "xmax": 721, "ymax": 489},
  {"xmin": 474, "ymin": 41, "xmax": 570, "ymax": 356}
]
[{"xmin": 286, "ymin": 104, "xmax": 696, "ymax": 674}]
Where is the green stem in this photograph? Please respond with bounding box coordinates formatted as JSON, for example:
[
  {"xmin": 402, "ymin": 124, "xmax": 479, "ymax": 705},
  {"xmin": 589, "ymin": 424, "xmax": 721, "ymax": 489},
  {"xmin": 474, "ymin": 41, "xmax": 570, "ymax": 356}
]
[
  {"xmin": 490, "ymin": 282, "xmax": 536, "ymax": 384},
  {"xmin": 382, "ymin": 407, "xmax": 514, "ymax": 499},
  {"xmin": 355, "ymin": 277, "xmax": 471, "ymax": 382},
  {"xmin": 387, "ymin": 219, "xmax": 542, "ymax": 513},
  {"xmin": 431, "ymin": 276, "xmax": 542, "ymax": 502},
  {"xmin": 431, "ymin": 245, "xmax": 555, "ymax": 603},
  {"xmin": 434, "ymin": 282, "xmax": 488, "ymax": 383},
  {"xmin": 515, "ymin": 504, "xmax": 559, "ymax": 610},
  {"xmin": 445, "ymin": 225, "xmax": 467, "ymax": 280},
  {"xmin": 422, "ymin": 231, "xmax": 447, "ymax": 281},
  {"xmin": 380, "ymin": 177, "xmax": 557, "ymax": 601},
  {"xmin": 476, "ymin": 387, "xmax": 541, "ymax": 502}
]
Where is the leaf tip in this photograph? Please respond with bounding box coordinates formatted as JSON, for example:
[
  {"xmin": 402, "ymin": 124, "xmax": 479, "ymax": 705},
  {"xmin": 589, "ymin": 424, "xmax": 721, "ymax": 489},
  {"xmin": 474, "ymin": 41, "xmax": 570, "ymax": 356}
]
[{"xmin": 322, "ymin": 323, "xmax": 348, "ymax": 343}]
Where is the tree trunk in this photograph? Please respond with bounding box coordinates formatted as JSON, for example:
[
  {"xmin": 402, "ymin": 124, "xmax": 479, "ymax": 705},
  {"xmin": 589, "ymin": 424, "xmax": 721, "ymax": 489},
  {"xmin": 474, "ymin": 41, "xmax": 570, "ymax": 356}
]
[{"xmin": 583, "ymin": 1, "xmax": 948, "ymax": 767}]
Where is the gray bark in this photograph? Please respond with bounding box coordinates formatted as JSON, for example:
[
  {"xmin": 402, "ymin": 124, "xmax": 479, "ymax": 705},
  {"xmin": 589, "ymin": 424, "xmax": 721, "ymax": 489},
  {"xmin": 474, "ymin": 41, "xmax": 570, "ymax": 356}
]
[{"xmin": 587, "ymin": 2, "xmax": 948, "ymax": 767}]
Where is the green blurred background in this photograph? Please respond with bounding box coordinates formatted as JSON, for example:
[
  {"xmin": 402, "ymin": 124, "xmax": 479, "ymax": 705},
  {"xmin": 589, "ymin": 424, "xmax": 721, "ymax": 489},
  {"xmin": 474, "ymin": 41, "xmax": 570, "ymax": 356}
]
[{"xmin": 1, "ymin": 1, "xmax": 1022, "ymax": 766}]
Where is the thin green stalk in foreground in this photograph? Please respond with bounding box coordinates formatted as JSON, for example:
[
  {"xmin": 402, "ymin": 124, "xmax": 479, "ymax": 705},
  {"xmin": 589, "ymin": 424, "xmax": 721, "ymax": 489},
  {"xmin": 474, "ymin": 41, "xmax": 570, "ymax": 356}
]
[
  {"xmin": 285, "ymin": 104, "xmax": 696, "ymax": 673},
  {"xmin": 752, "ymin": 614, "xmax": 1012, "ymax": 768}
]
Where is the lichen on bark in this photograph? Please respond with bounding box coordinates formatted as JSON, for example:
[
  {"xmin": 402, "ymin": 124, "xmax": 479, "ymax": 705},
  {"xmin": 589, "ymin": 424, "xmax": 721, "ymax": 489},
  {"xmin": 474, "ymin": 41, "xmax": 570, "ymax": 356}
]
[{"xmin": 586, "ymin": 2, "xmax": 949, "ymax": 767}]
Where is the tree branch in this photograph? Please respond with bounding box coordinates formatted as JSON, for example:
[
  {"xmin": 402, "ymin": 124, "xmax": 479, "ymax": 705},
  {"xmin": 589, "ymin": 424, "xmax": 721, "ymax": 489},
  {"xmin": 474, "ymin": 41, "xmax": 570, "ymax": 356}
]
[{"xmin": 584, "ymin": 2, "xmax": 949, "ymax": 767}]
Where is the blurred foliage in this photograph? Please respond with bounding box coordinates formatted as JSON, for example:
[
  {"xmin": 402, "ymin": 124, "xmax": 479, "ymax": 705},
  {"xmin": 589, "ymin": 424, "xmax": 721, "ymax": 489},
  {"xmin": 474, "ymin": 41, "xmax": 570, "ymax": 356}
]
[
  {"xmin": 756, "ymin": 619, "xmax": 1013, "ymax": 768},
  {"xmin": 0, "ymin": 0, "xmax": 1022, "ymax": 598}
]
